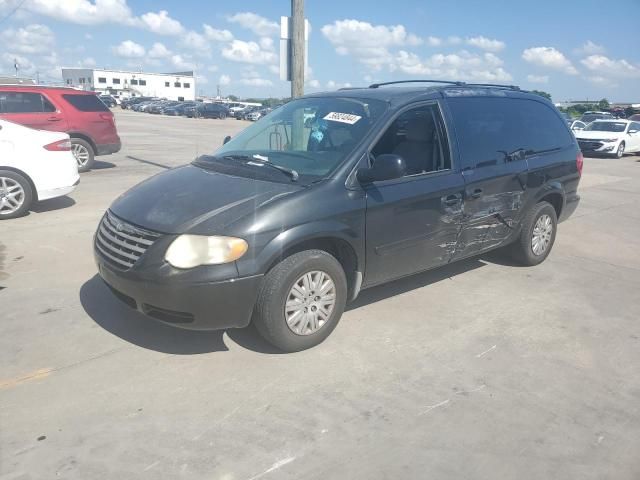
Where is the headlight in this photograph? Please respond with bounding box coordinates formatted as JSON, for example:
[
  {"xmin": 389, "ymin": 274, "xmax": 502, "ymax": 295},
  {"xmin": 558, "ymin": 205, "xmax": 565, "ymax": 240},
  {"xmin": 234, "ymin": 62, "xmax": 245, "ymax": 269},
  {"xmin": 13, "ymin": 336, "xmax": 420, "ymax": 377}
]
[
  {"xmin": 605, "ymin": 138, "xmax": 619, "ymax": 143},
  {"xmin": 165, "ymin": 235, "xmax": 248, "ymax": 269}
]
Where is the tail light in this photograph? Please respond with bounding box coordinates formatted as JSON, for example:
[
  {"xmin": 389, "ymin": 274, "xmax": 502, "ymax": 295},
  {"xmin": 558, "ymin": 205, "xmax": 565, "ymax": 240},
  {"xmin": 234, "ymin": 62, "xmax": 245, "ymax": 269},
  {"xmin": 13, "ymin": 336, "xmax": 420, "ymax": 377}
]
[
  {"xmin": 44, "ymin": 139, "xmax": 72, "ymax": 151},
  {"xmin": 576, "ymin": 151, "xmax": 583, "ymax": 176}
]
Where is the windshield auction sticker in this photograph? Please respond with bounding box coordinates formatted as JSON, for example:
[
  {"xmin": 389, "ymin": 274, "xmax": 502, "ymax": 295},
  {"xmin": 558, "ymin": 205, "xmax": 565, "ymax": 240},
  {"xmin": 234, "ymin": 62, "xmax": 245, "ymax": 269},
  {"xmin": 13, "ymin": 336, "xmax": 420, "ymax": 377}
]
[{"xmin": 323, "ymin": 112, "xmax": 362, "ymax": 124}]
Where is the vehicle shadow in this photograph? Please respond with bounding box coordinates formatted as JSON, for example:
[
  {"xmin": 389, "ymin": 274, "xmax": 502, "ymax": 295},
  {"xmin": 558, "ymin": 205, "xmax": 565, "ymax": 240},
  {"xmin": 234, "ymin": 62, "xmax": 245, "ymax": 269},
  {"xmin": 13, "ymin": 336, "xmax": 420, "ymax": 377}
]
[
  {"xmin": 91, "ymin": 160, "xmax": 116, "ymax": 170},
  {"xmin": 31, "ymin": 196, "xmax": 76, "ymax": 213},
  {"xmin": 80, "ymin": 275, "xmax": 282, "ymax": 354}
]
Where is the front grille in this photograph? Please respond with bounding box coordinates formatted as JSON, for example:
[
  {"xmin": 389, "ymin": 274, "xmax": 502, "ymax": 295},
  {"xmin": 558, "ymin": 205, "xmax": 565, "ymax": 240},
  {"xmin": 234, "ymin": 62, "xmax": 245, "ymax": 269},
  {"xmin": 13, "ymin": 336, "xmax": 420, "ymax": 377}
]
[
  {"xmin": 578, "ymin": 140, "xmax": 603, "ymax": 151},
  {"xmin": 95, "ymin": 211, "xmax": 161, "ymax": 270}
]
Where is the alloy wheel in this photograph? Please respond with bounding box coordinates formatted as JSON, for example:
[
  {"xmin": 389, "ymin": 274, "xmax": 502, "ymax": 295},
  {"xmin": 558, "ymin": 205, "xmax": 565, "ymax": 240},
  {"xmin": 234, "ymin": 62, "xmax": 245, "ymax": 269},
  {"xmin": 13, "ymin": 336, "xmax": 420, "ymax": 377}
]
[
  {"xmin": 72, "ymin": 143, "xmax": 90, "ymax": 167},
  {"xmin": 531, "ymin": 214, "xmax": 553, "ymax": 256},
  {"xmin": 0, "ymin": 177, "xmax": 25, "ymax": 215},
  {"xmin": 285, "ymin": 270, "xmax": 336, "ymax": 336}
]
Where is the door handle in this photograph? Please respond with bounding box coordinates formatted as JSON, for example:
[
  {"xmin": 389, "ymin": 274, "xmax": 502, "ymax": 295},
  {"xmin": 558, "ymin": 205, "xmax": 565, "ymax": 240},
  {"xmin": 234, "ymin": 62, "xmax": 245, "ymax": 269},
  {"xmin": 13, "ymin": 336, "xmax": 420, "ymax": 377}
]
[
  {"xmin": 442, "ymin": 193, "xmax": 463, "ymax": 206},
  {"xmin": 47, "ymin": 117, "xmax": 61, "ymax": 122},
  {"xmin": 467, "ymin": 188, "xmax": 483, "ymax": 199}
]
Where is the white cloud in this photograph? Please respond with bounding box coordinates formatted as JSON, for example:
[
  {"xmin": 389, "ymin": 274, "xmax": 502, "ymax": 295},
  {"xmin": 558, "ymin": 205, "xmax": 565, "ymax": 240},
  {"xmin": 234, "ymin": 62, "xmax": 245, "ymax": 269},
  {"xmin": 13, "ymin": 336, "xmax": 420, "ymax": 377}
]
[
  {"xmin": 394, "ymin": 50, "xmax": 512, "ymax": 82},
  {"xmin": 307, "ymin": 79, "xmax": 321, "ymax": 88},
  {"xmin": 112, "ymin": 40, "xmax": 145, "ymax": 58},
  {"xmin": 148, "ymin": 42, "xmax": 171, "ymax": 59},
  {"xmin": 25, "ymin": 0, "xmax": 134, "ymax": 26},
  {"xmin": 222, "ymin": 39, "xmax": 277, "ymax": 65},
  {"xmin": 84, "ymin": 33, "xmax": 93, "ymax": 40},
  {"xmin": 426, "ymin": 36, "xmax": 442, "ymax": 47},
  {"xmin": 0, "ymin": 24, "xmax": 54, "ymax": 55},
  {"xmin": 466, "ymin": 36, "xmax": 505, "ymax": 52},
  {"xmin": 181, "ymin": 31, "xmax": 209, "ymax": 52},
  {"xmin": 219, "ymin": 74, "xmax": 231, "ymax": 86},
  {"xmin": 522, "ymin": 47, "xmax": 578, "ymax": 75},
  {"xmin": 575, "ymin": 40, "xmax": 605, "ymax": 56},
  {"xmin": 580, "ymin": 55, "xmax": 640, "ymax": 78},
  {"xmin": 447, "ymin": 36, "xmax": 462, "ymax": 45},
  {"xmin": 526, "ymin": 74, "xmax": 549, "ymax": 84},
  {"xmin": 259, "ymin": 37, "xmax": 275, "ymax": 51},
  {"xmin": 207, "ymin": 65, "xmax": 219, "ymax": 72},
  {"xmin": 321, "ymin": 19, "xmax": 422, "ymax": 71},
  {"xmin": 326, "ymin": 80, "xmax": 352, "ymax": 89},
  {"xmin": 239, "ymin": 78, "xmax": 273, "ymax": 87},
  {"xmin": 169, "ymin": 54, "xmax": 194, "ymax": 70},
  {"xmin": 81, "ymin": 57, "xmax": 97, "ymax": 67},
  {"xmin": 138, "ymin": 10, "xmax": 183, "ymax": 35},
  {"xmin": 203, "ymin": 24, "xmax": 233, "ymax": 42},
  {"xmin": 228, "ymin": 12, "xmax": 279, "ymax": 36}
]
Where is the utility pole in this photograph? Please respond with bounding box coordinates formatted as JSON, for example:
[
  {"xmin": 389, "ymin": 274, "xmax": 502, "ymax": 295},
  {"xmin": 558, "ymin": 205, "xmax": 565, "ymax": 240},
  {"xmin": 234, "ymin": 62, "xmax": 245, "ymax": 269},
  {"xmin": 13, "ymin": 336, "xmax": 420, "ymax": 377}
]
[{"xmin": 290, "ymin": 0, "xmax": 304, "ymax": 98}]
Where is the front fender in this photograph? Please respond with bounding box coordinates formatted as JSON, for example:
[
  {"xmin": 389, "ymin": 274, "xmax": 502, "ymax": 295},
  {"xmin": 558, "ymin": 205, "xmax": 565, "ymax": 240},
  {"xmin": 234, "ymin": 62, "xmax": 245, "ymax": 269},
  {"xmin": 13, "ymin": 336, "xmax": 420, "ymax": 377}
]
[{"xmin": 235, "ymin": 219, "xmax": 364, "ymax": 277}]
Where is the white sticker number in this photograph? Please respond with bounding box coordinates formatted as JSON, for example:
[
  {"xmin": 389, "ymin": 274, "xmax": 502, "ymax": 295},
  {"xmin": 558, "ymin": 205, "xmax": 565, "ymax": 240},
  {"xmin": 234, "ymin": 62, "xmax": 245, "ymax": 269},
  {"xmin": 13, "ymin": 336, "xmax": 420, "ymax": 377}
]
[{"xmin": 323, "ymin": 112, "xmax": 362, "ymax": 125}]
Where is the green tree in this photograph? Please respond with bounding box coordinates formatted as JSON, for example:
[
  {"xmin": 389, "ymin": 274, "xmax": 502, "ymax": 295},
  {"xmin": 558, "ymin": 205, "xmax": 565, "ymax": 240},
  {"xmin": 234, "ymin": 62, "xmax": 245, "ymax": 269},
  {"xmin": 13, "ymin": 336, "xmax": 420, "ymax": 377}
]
[
  {"xmin": 598, "ymin": 98, "xmax": 610, "ymax": 110},
  {"xmin": 227, "ymin": 94, "xmax": 239, "ymax": 101},
  {"xmin": 530, "ymin": 90, "xmax": 552, "ymax": 101}
]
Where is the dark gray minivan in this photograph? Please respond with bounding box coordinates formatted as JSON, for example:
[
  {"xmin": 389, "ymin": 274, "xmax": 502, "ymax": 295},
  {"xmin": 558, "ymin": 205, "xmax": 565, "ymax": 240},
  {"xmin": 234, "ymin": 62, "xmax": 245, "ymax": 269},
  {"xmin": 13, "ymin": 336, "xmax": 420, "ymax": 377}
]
[{"xmin": 94, "ymin": 81, "xmax": 581, "ymax": 352}]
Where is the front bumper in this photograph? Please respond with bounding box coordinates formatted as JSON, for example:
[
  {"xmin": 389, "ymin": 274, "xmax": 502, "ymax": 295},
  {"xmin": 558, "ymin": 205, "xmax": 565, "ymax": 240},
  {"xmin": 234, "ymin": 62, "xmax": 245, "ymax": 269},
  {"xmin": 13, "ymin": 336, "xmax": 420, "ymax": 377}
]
[
  {"xmin": 95, "ymin": 252, "xmax": 264, "ymax": 331},
  {"xmin": 96, "ymin": 141, "xmax": 122, "ymax": 156},
  {"xmin": 577, "ymin": 139, "xmax": 618, "ymax": 154}
]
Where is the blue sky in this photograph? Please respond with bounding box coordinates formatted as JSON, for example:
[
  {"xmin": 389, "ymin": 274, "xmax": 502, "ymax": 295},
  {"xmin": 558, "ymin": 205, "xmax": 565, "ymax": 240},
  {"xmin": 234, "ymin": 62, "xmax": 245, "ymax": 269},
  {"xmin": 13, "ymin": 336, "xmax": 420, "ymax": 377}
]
[{"xmin": 1, "ymin": 0, "xmax": 639, "ymax": 101}]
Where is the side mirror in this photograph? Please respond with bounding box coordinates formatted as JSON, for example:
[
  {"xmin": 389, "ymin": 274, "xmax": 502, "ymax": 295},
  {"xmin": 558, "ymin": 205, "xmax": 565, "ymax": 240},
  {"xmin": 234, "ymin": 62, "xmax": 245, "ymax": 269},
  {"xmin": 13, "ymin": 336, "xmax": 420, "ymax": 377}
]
[
  {"xmin": 223, "ymin": 135, "xmax": 231, "ymax": 145},
  {"xmin": 357, "ymin": 154, "xmax": 406, "ymax": 184},
  {"xmin": 629, "ymin": 129, "xmax": 639, "ymax": 134},
  {"xmin": 573, "ymin": 126, "xmax": 583, "ymax": 131}
]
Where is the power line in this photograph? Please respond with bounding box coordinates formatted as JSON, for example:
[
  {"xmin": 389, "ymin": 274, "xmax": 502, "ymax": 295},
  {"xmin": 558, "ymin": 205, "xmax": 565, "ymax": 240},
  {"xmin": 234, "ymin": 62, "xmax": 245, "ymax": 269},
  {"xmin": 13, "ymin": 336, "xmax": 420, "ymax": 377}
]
[{"xmin": 0, "ymin": 0, "xmax": 27, "ymax": 27}]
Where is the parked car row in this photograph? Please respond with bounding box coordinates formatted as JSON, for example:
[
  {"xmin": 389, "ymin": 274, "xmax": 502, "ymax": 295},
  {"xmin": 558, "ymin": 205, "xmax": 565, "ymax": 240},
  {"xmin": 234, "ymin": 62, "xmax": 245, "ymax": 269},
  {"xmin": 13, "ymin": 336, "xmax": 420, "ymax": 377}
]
[{"xmin": 0, "ymin": 85, "xmax": 121, "ymax": 172}]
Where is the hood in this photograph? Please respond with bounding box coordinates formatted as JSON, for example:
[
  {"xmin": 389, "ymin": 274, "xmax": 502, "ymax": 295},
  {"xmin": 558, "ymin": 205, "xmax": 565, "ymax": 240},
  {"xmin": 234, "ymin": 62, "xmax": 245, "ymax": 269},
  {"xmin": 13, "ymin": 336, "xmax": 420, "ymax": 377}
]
[
  {"xmin": 576, "ymin": 130, "xmax": 623, "ymax": 140},
  {"xmin": 109, "ymin": 165, "xmax": 300, "ymax": 234}
]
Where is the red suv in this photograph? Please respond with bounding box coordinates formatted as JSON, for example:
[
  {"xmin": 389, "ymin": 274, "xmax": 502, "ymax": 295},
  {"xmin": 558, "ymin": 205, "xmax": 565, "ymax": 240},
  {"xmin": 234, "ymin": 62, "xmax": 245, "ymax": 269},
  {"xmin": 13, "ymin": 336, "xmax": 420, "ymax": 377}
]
[{"xmin": 0, "ymin": 86, "xmax": 121, "ymax": 172}]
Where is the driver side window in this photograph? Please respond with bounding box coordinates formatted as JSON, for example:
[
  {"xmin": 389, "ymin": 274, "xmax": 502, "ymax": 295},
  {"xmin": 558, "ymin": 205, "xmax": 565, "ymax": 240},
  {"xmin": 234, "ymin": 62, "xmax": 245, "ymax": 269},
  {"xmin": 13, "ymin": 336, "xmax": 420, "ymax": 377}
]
[{"xmin": 371, "ymin": 104, "xmax": 451, "ymax": 176}]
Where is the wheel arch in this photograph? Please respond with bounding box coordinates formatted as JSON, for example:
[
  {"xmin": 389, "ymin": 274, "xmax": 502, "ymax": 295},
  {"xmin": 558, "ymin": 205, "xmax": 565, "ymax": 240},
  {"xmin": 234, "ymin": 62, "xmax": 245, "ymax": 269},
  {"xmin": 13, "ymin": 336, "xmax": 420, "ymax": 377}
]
[
  {"xmin": 252, "ymin": 223, "xmax": 364, "ymax": 301},
  {"xmin": 0, "ymin": 166, "xmax": 38, "ymax": 201},
  {"xmin": 534, "ymin": 183, "xmax": 565, "ymax": 219},
  {"xmin": 68, "ymin": 132, "xmax": 97, "ymax": 154}
]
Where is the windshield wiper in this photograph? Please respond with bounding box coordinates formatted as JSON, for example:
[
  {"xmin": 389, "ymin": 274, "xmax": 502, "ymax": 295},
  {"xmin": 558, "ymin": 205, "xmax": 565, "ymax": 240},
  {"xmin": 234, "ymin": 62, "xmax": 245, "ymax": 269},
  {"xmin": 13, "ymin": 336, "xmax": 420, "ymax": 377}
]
[{"xmin": 222, "ymin": 154, "xmax": 299, "ymax": 181}]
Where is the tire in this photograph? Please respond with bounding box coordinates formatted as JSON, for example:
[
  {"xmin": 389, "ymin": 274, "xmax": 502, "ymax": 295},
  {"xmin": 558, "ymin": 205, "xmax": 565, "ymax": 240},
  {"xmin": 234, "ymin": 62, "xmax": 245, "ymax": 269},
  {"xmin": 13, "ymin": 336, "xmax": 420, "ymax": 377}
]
[
  {"xmin": 253, "ymin": 250, "xmax": 348, "ymax": 352},
  {"xmin": 510, "ymin": 201, "xmax": 558, "ymax": 266},
  {"xmin": 0, "ymin": 170, "xmax": 33, "ymax": 220},
  {"xmin": 615, "ymin": 141, "xmax": 625, "ymax": 158},
  {"xmin": 71, "ymin": 138, "xmax": 95, "ymax": 172},
  {"xmin": 219, "ymin": 112, "xmax": 226, "ymax": 120}
]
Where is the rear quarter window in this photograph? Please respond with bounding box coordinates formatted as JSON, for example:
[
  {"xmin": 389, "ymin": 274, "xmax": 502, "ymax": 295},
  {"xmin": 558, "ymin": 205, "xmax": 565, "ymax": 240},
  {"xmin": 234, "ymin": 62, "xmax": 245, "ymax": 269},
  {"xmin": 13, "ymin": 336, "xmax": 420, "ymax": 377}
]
[
  {"xmin": 447, "ymin": 97, "xmax": 573, "ymax": 168},
  {"xmin": 62, "ymin": 94, "xmax": 110, "ymax": 112}
]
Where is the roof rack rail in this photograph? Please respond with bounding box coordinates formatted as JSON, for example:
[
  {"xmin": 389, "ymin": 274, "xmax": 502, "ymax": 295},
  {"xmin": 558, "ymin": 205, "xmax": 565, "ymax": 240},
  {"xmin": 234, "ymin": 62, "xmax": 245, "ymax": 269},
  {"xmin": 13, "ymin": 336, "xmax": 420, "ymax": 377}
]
[
  {"xmin": 459, "ymin": 83, "xmax": 521, "ymax": 91},
  {"xmin": 369, "ymin": 80, "xmax": 465, "ymax": 89}
]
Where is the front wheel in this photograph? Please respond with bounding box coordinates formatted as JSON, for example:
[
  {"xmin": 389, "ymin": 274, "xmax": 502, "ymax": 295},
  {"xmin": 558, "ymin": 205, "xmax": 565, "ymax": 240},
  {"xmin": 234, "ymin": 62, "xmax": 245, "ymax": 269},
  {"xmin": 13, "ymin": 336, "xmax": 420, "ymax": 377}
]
[
  {"xmin": 71, "ymin": 139, "xmax": 95, "ymax": 172},
  {"xmin": 0, "ymin": 170, "xmax": 33, "ymax": 219},
  {"xmin": 253, "ymin": 250, "xmax": 347, "ymax": 352},
  {"xmin": 510, "ymin": 201, "xmax": 557, "ymax": 266},
  {"xmin": 615, "ymin": 141, "xmax": 625, "ymax": 158}
]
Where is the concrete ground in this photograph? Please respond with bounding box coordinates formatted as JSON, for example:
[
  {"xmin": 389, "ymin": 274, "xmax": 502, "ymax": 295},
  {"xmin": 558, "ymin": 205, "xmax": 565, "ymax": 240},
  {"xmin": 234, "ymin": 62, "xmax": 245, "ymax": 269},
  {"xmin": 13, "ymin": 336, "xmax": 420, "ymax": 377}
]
[{"xmin": 1, "ymin": 110, "xmax": 639, "ymax": 480}]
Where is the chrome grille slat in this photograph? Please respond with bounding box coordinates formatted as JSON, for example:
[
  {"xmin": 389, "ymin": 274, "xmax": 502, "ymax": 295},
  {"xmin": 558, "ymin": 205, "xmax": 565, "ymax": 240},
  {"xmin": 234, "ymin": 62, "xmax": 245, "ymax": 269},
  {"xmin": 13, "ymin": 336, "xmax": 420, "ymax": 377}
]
[
  {"xmin": 98, "ymin": 224, "xmax": 146, "ymax": 253},
  {"xmin": 95, "ymin": 211, "xmax": 161, "ymax": 270}
]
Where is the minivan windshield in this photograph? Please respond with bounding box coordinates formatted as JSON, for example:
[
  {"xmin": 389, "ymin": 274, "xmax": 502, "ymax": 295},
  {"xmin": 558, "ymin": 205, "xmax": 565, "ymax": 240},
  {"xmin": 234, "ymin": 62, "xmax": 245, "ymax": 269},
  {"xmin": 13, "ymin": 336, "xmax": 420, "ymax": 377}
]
[
  {"xmin": 585, "ymin": 121, "xmax": 627, "ymax": 132},
  {"xmin": 203, "ymin": 96, "xmax": 388, "ymax": 182}
]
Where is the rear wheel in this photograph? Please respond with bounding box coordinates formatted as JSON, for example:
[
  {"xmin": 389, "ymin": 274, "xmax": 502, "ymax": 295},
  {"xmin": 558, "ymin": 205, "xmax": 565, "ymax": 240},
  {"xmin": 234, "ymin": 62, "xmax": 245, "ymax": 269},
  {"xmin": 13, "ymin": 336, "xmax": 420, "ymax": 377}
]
[
  {"xmin": 253, "ymin": 250, "xmax": 347, "ymax": 352},
  {"xmin": 219, "ymin": 112, "xmax": 226, "ymax": 120},
  {"xmin": 0, "ymin": 170, "xmax": 33, "ymax": 219},
  {"xmin": 510, "ymin": 201, "xmax": 557, "ymax": 266},
  {"xmin": 71, "ymin": 138, "xmax": 95, "ymax": 172}
]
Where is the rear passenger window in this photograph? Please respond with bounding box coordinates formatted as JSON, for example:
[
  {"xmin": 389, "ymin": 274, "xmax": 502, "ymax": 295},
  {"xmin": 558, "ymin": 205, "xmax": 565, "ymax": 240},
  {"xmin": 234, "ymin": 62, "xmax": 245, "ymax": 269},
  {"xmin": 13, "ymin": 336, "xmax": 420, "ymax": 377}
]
[
  {"xmin": 447, "ymin": 97, "xmax": 572, "ymax": 168},
  {"xmin": 62, "ymin": 94, "xmax": 110, "ymax": 112},
  {"xmin": 0, "ymin": 92, "xmax": 56, "ymax": 113}
]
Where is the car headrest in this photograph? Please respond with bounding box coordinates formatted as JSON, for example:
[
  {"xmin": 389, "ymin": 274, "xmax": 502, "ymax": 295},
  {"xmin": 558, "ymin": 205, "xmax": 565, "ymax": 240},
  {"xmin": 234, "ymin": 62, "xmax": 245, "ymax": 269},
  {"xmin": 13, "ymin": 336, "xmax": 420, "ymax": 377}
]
[{"xmin": 406, "ymin": 117, "xmax": 435, "ymax": 142}]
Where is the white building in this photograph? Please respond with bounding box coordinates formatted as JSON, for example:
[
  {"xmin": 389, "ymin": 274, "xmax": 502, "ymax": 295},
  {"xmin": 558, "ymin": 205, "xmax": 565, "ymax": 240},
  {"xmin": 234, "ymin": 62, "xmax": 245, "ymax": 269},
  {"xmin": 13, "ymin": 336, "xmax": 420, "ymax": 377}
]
[{"xmin": 61, "ymin": 68, "xmax": 196, "ymax": 101}]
